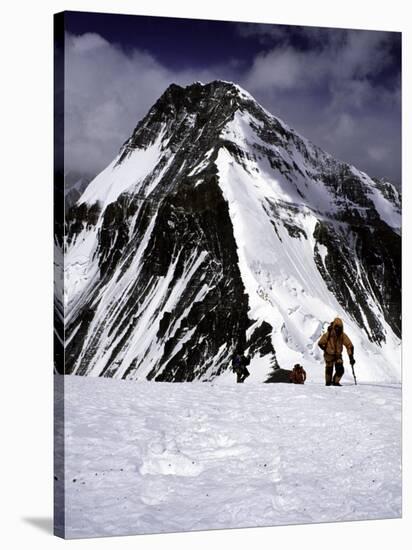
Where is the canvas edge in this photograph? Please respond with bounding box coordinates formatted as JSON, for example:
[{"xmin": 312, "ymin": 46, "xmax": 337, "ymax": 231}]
[{"xmin": 53, "ymin": 10, "xmax": 66, "ymax": 539}]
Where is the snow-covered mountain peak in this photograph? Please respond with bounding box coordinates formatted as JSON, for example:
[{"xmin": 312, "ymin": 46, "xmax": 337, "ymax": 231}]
[
  {"xmin": 77, "ymin": 80, "xmax": 272, "ymax": 209},
  {"xmin": 62, "ymin": 82, "xmax": 401, "ymax": 384},
  {"xmin": 76, "ymin": 80, "xmax": 315, "ymax": 211},
  {"xmin": 78, "ymin": 79, "xmax": 400, "ymax": 227}
]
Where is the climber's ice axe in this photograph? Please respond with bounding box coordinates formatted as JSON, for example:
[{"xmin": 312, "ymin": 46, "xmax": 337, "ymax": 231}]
[{"xmin": 350, "ymin": 361, "xmax": 357, "ymax": 385}]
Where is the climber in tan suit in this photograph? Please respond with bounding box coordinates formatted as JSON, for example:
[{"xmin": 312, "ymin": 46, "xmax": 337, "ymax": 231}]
[{"xmin": 318, "ymin": 317, "xmax": 355, "ymax": 386}]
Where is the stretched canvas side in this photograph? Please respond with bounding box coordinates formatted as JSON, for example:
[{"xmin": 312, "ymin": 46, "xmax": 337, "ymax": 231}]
[{"xmin": 53, "ymin": 11, "xmax": 66, "ymax": 539}]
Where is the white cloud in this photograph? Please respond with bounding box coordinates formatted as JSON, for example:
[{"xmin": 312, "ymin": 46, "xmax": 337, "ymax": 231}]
[
  {"xmin": 245, "ymin": 48, "xmax": 306, "ymax": 90},
  {"xmin": 238, "ymin": 29, "xmax": 401, "ymax": 184},
  {"xmin": 368, "ymin": 145, "xmax": 390, "ymax": 162},
  {"xmin": 335, "ymin": 113, "xmax": 356, "ymax": 139},
  {"xmin": 64, "ymin": 33, "xmax": 240, "ymax": 176},
  {"xmin": 70, "ymin": 32, "xmax": 108, "ymax": 53},
  {"xmin": 64, "ymin": 29, "xmax": 401, "ymax": 186},
  {"xmin": 64, "ymin": 33, "xmax": 173, "ymax": 176}
]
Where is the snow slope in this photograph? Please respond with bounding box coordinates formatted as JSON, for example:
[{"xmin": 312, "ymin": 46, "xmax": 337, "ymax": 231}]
[
  {"xmin": 56, "ymin": 376, "xmax": 401, "ymax": 538},
  {"xmin": 216, "ymin": 131, "xmax": 400, "ymax": 383},
  {"xmin": 79, "ymin": 127, "xmax": 169, "ymax": 209}
]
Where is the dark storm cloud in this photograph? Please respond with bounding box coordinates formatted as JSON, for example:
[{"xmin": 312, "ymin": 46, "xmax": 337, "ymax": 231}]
[{"xmin": 64, "ymin": 20, "xmax": 401, "ymax": 186}]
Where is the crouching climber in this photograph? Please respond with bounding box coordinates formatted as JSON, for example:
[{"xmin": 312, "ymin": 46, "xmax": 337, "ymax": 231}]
[
  {"xmin": 317, "ymin": 317, "xmax": 355, "ymax": 386},
  {"xmin": 289, "ymin": 364, "xmax": 307, "ymax": 384},
  {"xmin": 232, "ymin": 352, "xmax": 251, "ymax": 383}
]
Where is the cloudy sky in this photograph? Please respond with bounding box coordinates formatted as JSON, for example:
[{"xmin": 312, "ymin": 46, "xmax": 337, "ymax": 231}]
[{"xmin": 63, "ymin": 11, "xmax": 401, "ymax": 186}]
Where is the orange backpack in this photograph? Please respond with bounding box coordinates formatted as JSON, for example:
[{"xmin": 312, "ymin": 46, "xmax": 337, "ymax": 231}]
[{"xmin": 290, "ymin": 365, "xmax": 306, "ymax": 384}]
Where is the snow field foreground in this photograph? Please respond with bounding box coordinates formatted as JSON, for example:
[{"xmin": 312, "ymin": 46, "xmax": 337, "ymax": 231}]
[{"xmin": 59, "ymin": 376, "xmax": 401, "ymax": 538}]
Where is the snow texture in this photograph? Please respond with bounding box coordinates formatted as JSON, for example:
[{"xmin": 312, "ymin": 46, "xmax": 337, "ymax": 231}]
[{"xmin": 57, "ymin": 376, "xmax": 401, "ymax": 538}]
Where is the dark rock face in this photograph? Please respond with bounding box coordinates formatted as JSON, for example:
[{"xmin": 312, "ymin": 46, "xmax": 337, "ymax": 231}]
[
  {"xmin": 310, "ymin": 164, "xmax": 401, "ymax": 343},
  {"xmin": 66, "ymin": 201, "xmax": 101, "ymax": 244},
  {"xmin": 145, "ymin": 176, "xmax": 250, "ymax": 382},
  {"xmin": 313, "ymin": 219, "xmax": 401, "ymax": 344},
  {"xmin": 54, "ymin": 167, "xmax": 65, "ymax": 374},
  {"xmin": 247, "ymin": 321, "xmax": 279, "ymax": 367},
  {"xmin": 62, "ymin": 80, "xmax": 401, "ymax": 381}
]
